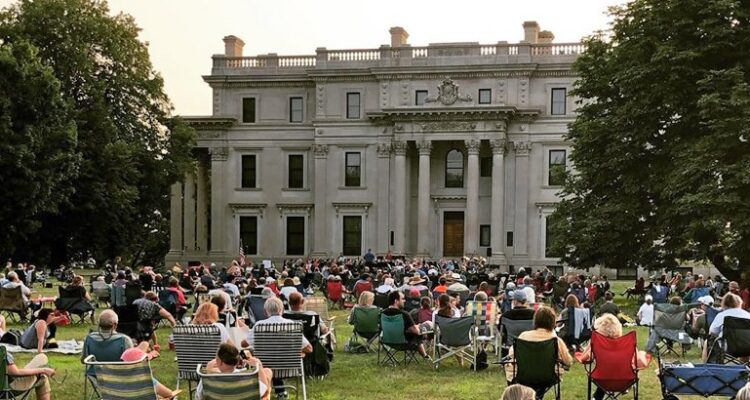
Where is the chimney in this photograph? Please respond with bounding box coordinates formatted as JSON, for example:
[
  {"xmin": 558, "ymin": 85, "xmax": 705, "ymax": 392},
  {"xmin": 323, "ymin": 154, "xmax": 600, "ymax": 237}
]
[
  {"xmin": 223, "ymin": 35, "xmax": 245, "ymax": 57},
  {"xmin": 389, "ymin": 27, "xmax": 409, "ymax": 47},
  {"xmin": 537, "ymin": 30, "xmax": 555, "ymax": 44},
  {"xmin": 522, "ymin": 21, "xmax": 540, "ymax": 44}
]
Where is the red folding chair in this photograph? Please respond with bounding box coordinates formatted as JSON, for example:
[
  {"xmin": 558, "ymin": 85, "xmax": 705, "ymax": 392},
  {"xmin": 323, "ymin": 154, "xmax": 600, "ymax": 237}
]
[{"xmin": 584, "ymin": 331, "xmax": 640, "ymax": 400}]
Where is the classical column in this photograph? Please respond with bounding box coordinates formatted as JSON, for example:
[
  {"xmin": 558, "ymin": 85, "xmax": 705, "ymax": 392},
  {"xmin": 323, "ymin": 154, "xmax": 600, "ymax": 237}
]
[
  {"xmin": 513, "ymin": 141, "xmax": 531, "ymax": 267},
  {"xmin": 416, "ymin": 140, "xmax": 432, "ymax": 257},
  {"xmin": 490, "ymin": 137, "xmax": 507, "ymax": 266},
  {"xmin": 465, "ymin": 139, "xmax": 481, "ymax": 256},
  {"xmin": 376, "ymin": 143, "xmax": 391, "ymax": 255},
  {"xmin": 209, "ymin": 147, "xmax": 228, "ymax": 259},
  {"xmin": 196, "ymin": 159, "xmax": 209, "ymax": 253},
  {"xmin": 183, "ymin": 169, "xmax": 196, "ymax": 252},
  {"xmin": 392, "ymin": 140, "xmax": 407, "ymax": 255},
  {"xmin": 167, "ymin": 182, "xmax": 183, "ymax": 256},
  {"xmin": 312, "ymin": 144, "xmax": 329, "ymax": 257}
]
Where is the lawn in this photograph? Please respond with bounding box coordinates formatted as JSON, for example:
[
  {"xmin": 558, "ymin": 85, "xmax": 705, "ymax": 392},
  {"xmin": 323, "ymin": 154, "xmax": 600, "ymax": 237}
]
[{"xmin": 12, "ymin": 276, "xmax": 730, "ymax": 400}]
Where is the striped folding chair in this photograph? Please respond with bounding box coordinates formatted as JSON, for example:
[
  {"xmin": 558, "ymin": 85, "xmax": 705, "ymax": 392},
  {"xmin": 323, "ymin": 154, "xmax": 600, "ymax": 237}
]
[
  {"xmin": 196, "ymin": 362, "xmax": 261, "ymax": 400},
  {"xmin": 465, "ymin": 300, "xmax": 499, "ymax": 356},
  {"xmin": 304, "ymin": 297, "xmax": 336, "ymax": 348},
  {"xmin": 253, "ymin": 322, "xmax": 307, "ymax": 400},
  {"xmin": 82, "ymin": 355, "xmax": 166, "ymax": 400},
  {"xmin": 172, "ymin": 325, "xmax": 222, "ymax": 399}
]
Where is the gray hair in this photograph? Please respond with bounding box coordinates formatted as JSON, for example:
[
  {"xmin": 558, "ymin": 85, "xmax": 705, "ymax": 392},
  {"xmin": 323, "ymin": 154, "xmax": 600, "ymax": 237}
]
[
  {"xmin": 264, "ymin": 297, "xmax": 284, "ymax": 317},
  {"xmin": 474, "ymin": 292, "xmax": 488, "ymax": 302},
  {"xmin": 99, "ymin": 310, "xmax": 119, "ymax": 330},
  {"xmin": 7, "ymin": 272, "xmax": 17, "ymax": 281},
  {"xmin": 261, "ymin": 287, "xmax": 275, "ymax": 299}
]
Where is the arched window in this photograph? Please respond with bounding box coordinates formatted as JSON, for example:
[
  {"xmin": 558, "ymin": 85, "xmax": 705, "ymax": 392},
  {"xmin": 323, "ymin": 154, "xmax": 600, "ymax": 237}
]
[{"xmin": 445, "ymin": 149, "xmax": 464, "ymax": 188}]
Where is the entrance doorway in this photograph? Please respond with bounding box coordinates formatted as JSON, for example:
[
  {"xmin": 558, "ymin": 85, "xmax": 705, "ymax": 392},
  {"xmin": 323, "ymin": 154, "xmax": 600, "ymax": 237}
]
[{"xmin": 443, "ymin": 211, "xmax": 465, "ymax": 257}]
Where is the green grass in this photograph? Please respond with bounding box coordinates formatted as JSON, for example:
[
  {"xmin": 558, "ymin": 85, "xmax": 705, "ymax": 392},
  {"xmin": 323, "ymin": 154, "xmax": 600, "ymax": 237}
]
[{"xmin": 14, "ymin": 277, "xmax": 730, "ymax": 399}]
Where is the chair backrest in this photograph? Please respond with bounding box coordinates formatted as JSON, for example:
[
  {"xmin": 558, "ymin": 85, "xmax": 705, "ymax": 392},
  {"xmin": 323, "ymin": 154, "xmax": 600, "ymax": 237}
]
[
  {"xmin": 83, "ymin": 334, "xmax": 129, "ymax": 375},
  {"xmin": 654, "ymin": 303, "xmax": 688, "ymax": 330},
  {"xmin": 352, "ymin": 306, "xmax": 380, "ymax": 335},
  {"xmin": 59, "ymin": 285, "xmax": 83, "ymax": 299},
  {"xmin": 83, "ymin": 355, "xmax": 157, "ymax": 400},
  {"xmin": 246, "ymin": 295, "xmax": 268, "ymax": 324},
  {"xmin": 705, "ymin": 306, "xmax": 721, "ymax": 329},
  {"xmin": 326, "ymin": 282, "xmax": 343, "ymax": 301},
  {"xmin": 501, "ymin": 318, "xmax": 534, "ymax": 345},
  {"xmin": 567, "ymin": 307, "xmax": 593, "ymax": 340},
  {"xmin": 590, "ymin": 331, "xmax": 638, "ymax": 393},
  {"xmin": 0, "ymin": 287, "xmax": 24, "ymax": 312},
  {"xmin": 403, "ymin": 297, "xmax": 421, "ymax": 312},
  {"xmin": 305, "ymin": 297, "xmax": 330, "ymax": 320},
  {"xmin": 465, "ymin": 301, "xmax": 498, "ymax": 335},
  {"xmin": 374, "ymin": 292, "xmax": 389, "ymax": 309},
  {"xmin": 283, "ymin": 311, "xmax": 320, "ymax": 341},
  {"xmin": 0, "ymin": 346, "xmax": 11, "ymax": 393},
  {"xmin": 111, "ymin": 285, "xmax": 126, "ymax": 307},
  {"xmin": 124, "ymin": 282, "xmax": 143, "ymax": 305},
  {"xmin": 724, "ymin": 316, "xmax": 750, "ymax": 358},
  {"xmin": 93, "ymin": 285, "xmax": 111, "ymax": 301},
  {"xmin": 514, "ymin": 338, "xmax": 559, "ymax": 388},
  {"xmin": 172, "ymin": 325, "xmax": 223, "ymax": 382},
  {"xmin": 252, "ymin": 322, "xmax": 304, "ymax": 379},
  {"xmin": 196, "ymin": 363, "xmax": 261, "ymax": 400},
  {"xmin": 435, "ymin": 315, "xmax": 474, "ymax": 347},
  {"xmin": 380, "ymin": 313, "xmax": 407, "ymax": 345}
]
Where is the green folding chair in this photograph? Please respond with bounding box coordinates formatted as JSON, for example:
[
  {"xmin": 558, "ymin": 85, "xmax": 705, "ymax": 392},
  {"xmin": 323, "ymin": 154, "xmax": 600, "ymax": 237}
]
[
  {"xmin": 0, "ymin": 346, "xmax": 34, "ymax": 400},
  {"xmin": 83, "ymin": 355, "xmax": 173, "ymax": 400},
  {"xmin": 378, "ymin": 313, "xmax": 418, "ymax": 366},
  {"xmin": 433, "ymin": 316, "xmax": 476, "ymax": 370},
  {"xmin": 348, "ymin": 307, "xmax": 380, "ymax": 353},
  {"xmin": 504, "ymin": 338, "xmax": 561, "ymax": 400},
  {"xmin": 196, "ymin": 363, "xmax": 261, "ymax": 400}
]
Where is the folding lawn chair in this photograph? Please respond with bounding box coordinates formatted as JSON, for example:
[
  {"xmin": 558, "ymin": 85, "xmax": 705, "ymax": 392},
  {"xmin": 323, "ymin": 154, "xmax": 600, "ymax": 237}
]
[
  {"xmin": 92, "ymin": 281, "xmax": 111, "ymax": 308},
  {"xmin": 173, "ymin": 325, "xmax": 222, "ymax": 399},
  {"xmin": 253, "ymin": 322, "xmax": 307, "ymax": 400},
  {"xmin": 465, "ymin": 300, "xmax": 499, "ymax": 356},
  {"xmin": 378, "ymin": 313, "xmax": 419, "ymax": 366},
  {"xmin": 718, "ymin": 316, "xmax": 750, "ymax": 365},
  {"xmin": 196, "ymin": 362, "xmax": 261, "ymax": 400},
  {"xmin": 499, "ymin": 317, "xmax": 534, "ymax": 358},
  {"xmin": 83, "ymin": 354, "xmax": 177, "ymax": 400},
  {"xmin": 646, "ymin": 303, "xmax": 693, "ymax": 358},
  {"xmin": 559, "ymin": 306, "xmax": 593, "ymax": 352},
  {"xmin": 305, "ymin": 297, "xmax": 336, "ymax": 348},
  {"xmin": 245, "ymin": 294, "xmax": 267, "ymax": 327},
  {"xmin": 583, "ymin": 331, "xmax": 639, "ymax": 400},
  {"xmin": 502, "ymin": 338, "xmax": 561, "ymax": 400},
  {"xmin": 659, "ymin": 362, "xmax": 749, "ymax": 399},
  {"xmin": 0, "ymin": 287, "xmax": 27, "ymax": 322},
  {"xmin": 374, "ymin": 292, "xmax": 389, "ymax": 309},
  {"xmin": 0, "ymin": 346, "xmax": 34, "ymax": 400},
  {"xmin": 347, "ymin": 306, "xmax": 380, "ymax": 353},
  {"xmin": 433, "ymin": 316, "xmax": 476, "ymax": 370},
  {"xmin": 82, "ymin": 333, "xmax": 131, "ymax": 400}
]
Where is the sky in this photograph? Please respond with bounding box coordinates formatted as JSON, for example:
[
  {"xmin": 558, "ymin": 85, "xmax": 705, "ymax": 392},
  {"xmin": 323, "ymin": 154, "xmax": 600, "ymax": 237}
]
[{"xmin": 1, "ymin": 0, "xmax": 627, "ymax": 116}]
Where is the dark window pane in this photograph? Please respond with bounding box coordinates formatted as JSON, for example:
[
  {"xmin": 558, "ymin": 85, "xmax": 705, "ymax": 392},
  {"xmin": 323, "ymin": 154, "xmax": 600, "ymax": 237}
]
[
  {"xmin": 289, "ymin": 97, "xmax": 303, "ymax": 123},
  {"xmin": 242, "ymin": 97, "xmax": 256, "ymax": 123},
  {"xmin": 286, "ymin": 216, "xmax": 305, "ymax": 255},
  {"xmin": 343, "ymin": 216, "xmax": 362, "ymax": 256},
  {"xmin": 240, "ymin": 216, "xmax": 258, "ymax": 255},
  {"xmin": 241, "ymin": 155, "xmax": 256, "ymax": 188},
  {"xmin": 545, "ymin": 215, "xmax": 562, "ymax": 258},
  {"xmin": 445, "ymin": 149, "xmax": 464, "ymax": 188},
  {"xmin": 506, "ymin": 232, "xmax": 514, "ymax": 247},
  {"xmin": 548, "ymin": 150, "xmax": 566, "ymax": 186},
  {"xmin": 288, "ymin": 154, "xmax": 304, "ymax": 188},
  {"xmin": 551, "ymin": 88, "xmax": 566, "ymax": 115},
  {"xmin": 480, "ymin": 156, "xmax": 492, "ymax": 177},
  {"xmin": 480, "ymin": 225, "xmax": 491, "ymax": 247},
  {"xmin": 345, "ymin": 152, "xmax": 361, "ymax": 187},
  {"xmin": 415, "ymin": 90, "xmax": 428, "ymax": 106},
  {"xmin": 346, "ymin": 92, "xmax": 360, "ymax": 119},
  {"xmin": 478, "ymin": 89, "xmax": 491, "ymax": 104}
]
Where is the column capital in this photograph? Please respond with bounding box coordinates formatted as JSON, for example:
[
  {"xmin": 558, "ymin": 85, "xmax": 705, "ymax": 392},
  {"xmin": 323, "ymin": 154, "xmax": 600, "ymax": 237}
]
[
  {"xmin": 416, "ymin": 139, "xmax": 432, "ymax": 156},
  {"xmin": 490, "ymin": 139, "xmax": 507, "ymax": 155},
  {"xmin": 494, "ymin": 120, "xmax": 507, "ymax": 133},
  {"xmin": 312, "ymin": 143, "xmax": 329, "ymax": 158},
  {"xmin": 376, "ymin": 142, "xmax": 391, "ymax": 158},
  {"xmin": 392, "ymin": 140, "xmax": 408, "ymax": 156},
  {"xmin": 464, "ymin": 139, "xmax": 481, "ymax": 155},
  {"xmin": 209, "ymin": 147, "xmax": 228, "ymax": 161},
  {"xmin": 513, "ymin": 141, "xmax": 531, "ymax": 156}
]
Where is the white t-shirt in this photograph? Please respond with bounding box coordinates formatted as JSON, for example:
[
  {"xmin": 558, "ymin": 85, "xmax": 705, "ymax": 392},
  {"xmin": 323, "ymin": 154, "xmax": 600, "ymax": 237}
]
[
  {"xmin": 709, "ymin": 307, "xmax": 750, "ymax": 337},
  {"xmin": 280, "ymin": 286, "xmax": 299, "ymax": 300},
  {"xmin": 522, "ymin": 286, "xmax": 536, "ymax": 304},
  {"xmin": 637, "ymin": 303, "xmax": 654, "ymax": 326}
]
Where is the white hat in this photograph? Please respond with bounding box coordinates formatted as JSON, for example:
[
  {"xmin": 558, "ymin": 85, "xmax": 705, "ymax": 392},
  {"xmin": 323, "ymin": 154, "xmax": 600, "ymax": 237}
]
[
  {"xmin": 265, "ymin": 277, "xmax": 275, "ymax": 283},
  {"xmin": 644, "ymin": 294, "xmax": 653, "ymax": 301},
  {"xmin": 698, "ymin": 295, "xmax": 714, "ymax": 306}
]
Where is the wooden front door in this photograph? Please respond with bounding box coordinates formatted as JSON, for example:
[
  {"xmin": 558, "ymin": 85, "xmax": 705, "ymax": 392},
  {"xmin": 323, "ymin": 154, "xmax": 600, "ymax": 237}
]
[{"xmin": 443, "ymin": 211, "xmax": 465, "ymax": 257}]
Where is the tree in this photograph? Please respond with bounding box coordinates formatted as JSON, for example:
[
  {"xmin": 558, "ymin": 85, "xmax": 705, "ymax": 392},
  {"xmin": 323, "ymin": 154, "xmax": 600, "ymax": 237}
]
[
  {"xmin": 0, "ymin": 0, "xmax": 195, "ymax": 267},
  {"xmin": 0, "ymin": 39, "xmax": 79, "ymax": 257},
  {"xmin": 550, "ymin": 0, "xmax": 750, "ymax": 282}
]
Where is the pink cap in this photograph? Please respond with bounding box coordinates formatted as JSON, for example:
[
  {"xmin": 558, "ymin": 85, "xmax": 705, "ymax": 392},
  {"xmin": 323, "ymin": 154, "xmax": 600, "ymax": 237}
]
[{"xmin": 121, "ymin": 347, "xmax": 147, "ymax": 362}]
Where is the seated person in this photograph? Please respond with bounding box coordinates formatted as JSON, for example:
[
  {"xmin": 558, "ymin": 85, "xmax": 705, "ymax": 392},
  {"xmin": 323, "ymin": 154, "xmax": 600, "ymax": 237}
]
[
  {"xmin": 68, "ymin": 275, "xmax": 92, "ymax": 301},
  {"xmin": 20, "ymin": 309, "xmax": 65, "ymax": 353},
  {"xmin": 286, "ymin": 292, "xmax": 328, "ymax": 335},
  {"xmin": 191, "ymin": 303, "xmax": 232, "ymax": 344},
  {"xmin": 501, "ymin": 384, "xmax": 536, "ymax": 400},
  {"xmin": 499, "ymin": 290, "xmax": 535, "ymax": 339},
  {"xmin": 211, "ymin": 295, "xmax": 245, "ymax": 329},
  {"xmin": 134, "ymin": 291, "xmax": 176, "ymax": 348},
  {"xmin": 197, "ymin": 343, "xmax": 272, "ymax": 400},
  {"xmin": 382, "ymin": 291, "xmax": 430, "ymax": 359},
  {"xmin": 120, "ymin": 347, "xmax": 179, "ymax": 398},
  {"xmin": 598, "ymin": 292, "xmax": 620, "ymax": 317},
  {"xmin": 82, "ymin": 310, "xmax": 150, "ymax": 363},
  {"xmin": 5, "ymin": 351, "xmax": 55, "ymax": 400},
  {"xmin": 165, "ymin": 277, "xmax": 189, "ymax": 312},
  {"xmin": 687, "ymin": 295, "xmax": 713, "ymax": 339},
  {"xmin": 709, "ymin": 293, "xmax": 750, "ymax": 338},
  {"xmin": 2, "ymin": 271, "xmax": 37, "ymax": 312}
]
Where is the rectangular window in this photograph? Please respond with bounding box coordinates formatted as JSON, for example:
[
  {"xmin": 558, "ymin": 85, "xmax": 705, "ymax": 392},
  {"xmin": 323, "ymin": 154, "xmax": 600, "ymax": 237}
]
[
  {"xmin": 346, "ymin": 92, "xmax": 360, "ymax": 119},
  {"xmin": 415, "ymin": 90, "xmax": 428, "ymax": 106},
  {"xmin": 390, "ymin": 231, "xmax": 394, "ymax": 247},
  {"xmin": 289, "ymin": 97, "xmax": 303, "ymax": 123},
  {"xmin": 343, "ymin": 216, "xmax": 362, "ymax": 256},
  {"xmin": 241, "ymin": 155, "xmax": 256, "ymax": 188},
  {"xmin": 242, "ymin": 97, "xmax": 256, "ymax": 123},
  {"xmin": 480, "ymin": 156, "xmax": 492, "ymax": 177},
  {"xmin": 551, "ymin": 88, "xmax": 566, "ymax": 115},
  {"xmin": 545, "ymin": 215, "xmax": 562, "ymax": 258},
  {"xmin": 478, "ymin": 89, "xmax": 491, "ymax": 104},
  {"xmin": 344, "ymin": 152, "xmax": 361, "ymax": 187},
  {"xmin": 286, "ymin": 217, "xmax": 305, "ymax": 255},
  {"xmin": 239, "ymin": 216, "xmax": 258, "ymax": 255},
  {"xmin": 288, "ymin": 154, "xmax": 304, "ymax": 188},
  {"xmin": 479, "ymin": 225, "xmax": 491, "ymax": 247},
  {"xmin": 548, "ymin": 150, "xmax": 567, "ymax": 186},
  {"xmin": 506, "ymin": 232, "xmax": 514, "ymax": 247}
]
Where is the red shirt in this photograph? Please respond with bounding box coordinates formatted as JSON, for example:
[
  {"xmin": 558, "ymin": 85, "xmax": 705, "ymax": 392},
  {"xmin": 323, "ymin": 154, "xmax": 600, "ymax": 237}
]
[{"xmin": 166, "ymin": 287, "xmax": 186, "ymax": 306}]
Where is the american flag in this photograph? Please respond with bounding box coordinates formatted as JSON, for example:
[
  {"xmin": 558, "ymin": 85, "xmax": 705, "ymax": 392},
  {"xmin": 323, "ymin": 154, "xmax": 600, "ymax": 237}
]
[{"xmin": 239, "ymin": 240, "xmax": 245, "ymax": 266}]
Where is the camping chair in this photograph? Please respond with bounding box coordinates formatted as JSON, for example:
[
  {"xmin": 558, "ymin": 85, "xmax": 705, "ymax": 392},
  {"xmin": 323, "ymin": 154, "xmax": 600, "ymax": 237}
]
[
  {"xmin": 283, "ymin": 312, "xmax": 332, "ymax": 379},
  {"xmin": 0, "ymin": 346, "xmax": 35, "ymax": 400},
  {"xmin": 560, "ymin": 307, "xmax": 593, "ymax": 352},
  {"xmin": 92, "ymin": 281, "xmax": 111, "ymax": 307},
  {"xmin": 325, "ymin": 280, "xmax": 344, "ymax": 309},
  {"xmin": 157, "ymin": 290, "xmax": 182, "ymax": 327},
  {"xmin": 698, "ymin": 306, "xmax": 721, "ymax": 350},
  {"xmin": 173, "ymin": 324, "xmax": 222, "ymax": 399},
  {"xmin": 0, "ymin": 287, "xmax": 27, "ymax": 322},
  {"xmin": 433, "ymin": 316, "xmax": 477, "ymax": 370},
  {"xmin": 499, "ymin": 317, "xmax": 534, "ymax": 359},
  {"xmin": 347, "ymin": 306, "xmax": 380, "ymax": 353},
  {"xmin": 253, "ymin": 322, "xmax": 307, "ymax": 400},
  {"xmin": 583, "ymin": 331, "xmax": 639, "ymax": 400},
  {"xmin": 195, "ymin": 363, "xmax": 261, "ymax": 400},
  {"xmin": 114, "ymin": 304, "xmax": 151, "ymax": 343},
  {"xmin": 502, "ymin": 338, "xmax": 561, "ymax": 400},
  {"xmin": 305, "ymin": 297, "xmax": 336, "ymax": 348},
  {"xmin": 373, "ymin": 292, "xmax": 389, "ymax": 309},
  {"xmin": 718, "ymin": 316, "xmax": 750, "ymax": 365},
  {"xmin": 111, "ymin": 285, "xmax": 126, "ymax": 308},
  {"xmin": 403, "ymin": 296, "xmax": 421, "ymax": 313},
  {"xmin": 246, "ymin": 295, "xmax": 268, "ymax": 327},
  {"xmin": 55, "ymin": 285, "xmax": 95, "ymax": 324},
  {"xmin": 83, "ymin": 355, "xmax": 177, "ymax": 400},
  {"xmin": 465, "ymin": 300, "xmax": 499, "ymax": 356},
  {"xmin": 82, "ymin": 332, "xmax": 131, "ymax": 400},
  {"xmin": 124, "ymin": 282, "xmax": 143, "ymax": 305},
  {"xmin": 378, "ymin": 313, "xmax": 419, "ymax": 366},
  {"xmin": 646, "ymin": 303, "xmax": 692, "ymax": 358}
]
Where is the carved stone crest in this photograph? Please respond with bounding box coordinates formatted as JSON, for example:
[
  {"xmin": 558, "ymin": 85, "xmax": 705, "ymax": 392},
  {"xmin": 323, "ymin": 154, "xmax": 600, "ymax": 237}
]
[
  {"xmin": 425, "ymin": 77, "xmax": 472, "ymax": 106},
  {"xmin": 312, "ymin": 144, "xmax": 329, "ymax": 157},
  {"xmin": 376, "ymin": 143, "xmax": 391, "ymax": 157}
]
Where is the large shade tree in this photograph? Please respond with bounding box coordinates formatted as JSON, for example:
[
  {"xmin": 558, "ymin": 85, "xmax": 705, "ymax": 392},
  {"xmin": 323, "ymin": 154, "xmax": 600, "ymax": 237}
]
[
  {"xmin": 0, "ymin": 0, "xmax": 195, "ymax": 267},
  {"xmin": 550, "ymin": 0, "xmax": 750, "ymax": 282}
]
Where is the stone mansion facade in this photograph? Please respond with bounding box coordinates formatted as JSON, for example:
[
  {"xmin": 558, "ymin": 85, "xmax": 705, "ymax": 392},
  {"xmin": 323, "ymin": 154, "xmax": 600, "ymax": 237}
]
[{"xmin": 166, "ymin": 21, "xmax": 583, "ymax": 271}]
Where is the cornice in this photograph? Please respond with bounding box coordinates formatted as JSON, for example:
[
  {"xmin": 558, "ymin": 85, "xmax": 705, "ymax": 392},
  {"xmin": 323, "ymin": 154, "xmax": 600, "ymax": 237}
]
[
  {"xmin": 183, "ymin": 117, "xmax": 236, "ymax": 129},
  {"xmin": 367, "ymin": 106, "xmax": 539, "ymax": 125}
]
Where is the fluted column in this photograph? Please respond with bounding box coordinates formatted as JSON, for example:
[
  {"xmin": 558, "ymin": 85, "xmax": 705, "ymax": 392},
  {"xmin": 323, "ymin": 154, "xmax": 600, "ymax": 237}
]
[
  {"xmin": 392, "ymin": 141, "xmax": 407, "ymax": 255},
  {"xmin": 416, "ymin": 140, "xmax": 432, "ymax": 257},
  {"xmin": 490, "ymin": 137, "xmax": 507, "ymax": 267},
  {"xmin": 196, "ymin": 159, "xmax": 208, "ymax": 254},
  {"xmin": 209, "ymin": 147, "xmax": 228, "ymax": 259},
  {"xmin": 167, "ymin": 182, "xmax": 183, "ymax": 256},
  {"xmin": 465, "ymin": 139, "xmax": 481, "ymax": 256},
  {"xmin": 376, "ymin": 143, "xmax": 391, "ymax": 255},
  {"xmin": 312, "ymin": 144, "xmax": 329, "ymax": 257},
  {"xmin": 513, "ymin": 141, "xmax": 531, "ymax": 267},
  {"xmin": 183, "ymin": 169, "xmax": 196, "ymax": 252}
]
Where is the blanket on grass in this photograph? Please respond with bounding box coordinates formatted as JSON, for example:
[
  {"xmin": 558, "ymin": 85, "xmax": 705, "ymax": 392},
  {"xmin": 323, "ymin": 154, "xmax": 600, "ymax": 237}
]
[{"xmin": 1, "ymin": 340, "xmax": 82, "ymax": 354}]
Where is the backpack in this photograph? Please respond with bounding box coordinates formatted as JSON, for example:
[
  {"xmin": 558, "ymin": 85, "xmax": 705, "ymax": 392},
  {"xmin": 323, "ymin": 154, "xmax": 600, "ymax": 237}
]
[
  {"xmin": 471, "ymin": 349, "xmax": 489, "ymax": 371},
  {"xmin": 0, "ymin": 330, "xmax": 22, "ymax": 346}
]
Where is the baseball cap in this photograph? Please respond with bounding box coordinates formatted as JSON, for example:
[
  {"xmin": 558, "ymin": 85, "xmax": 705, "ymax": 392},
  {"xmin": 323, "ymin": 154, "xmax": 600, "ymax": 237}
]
[
  {"xmin": 512, "ymin": 290, "xmax": 527, "ymax": 302},
  {"xmin": 698, "ymin": 295, "xmax": 714, "ymax": 306}
]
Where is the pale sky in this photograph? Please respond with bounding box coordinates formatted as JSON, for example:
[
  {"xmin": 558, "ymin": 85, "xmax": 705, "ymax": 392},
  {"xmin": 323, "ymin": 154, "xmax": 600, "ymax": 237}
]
[{"xmin": 1, "ymin": 0, "xmax": 626, "ymax": 116}]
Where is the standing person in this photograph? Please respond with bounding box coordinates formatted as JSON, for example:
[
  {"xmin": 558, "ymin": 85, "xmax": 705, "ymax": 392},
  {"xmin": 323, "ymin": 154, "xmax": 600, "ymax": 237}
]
[
  {"xmin": 363, "ymin": 249, "xmax": 375, "ymax": 266},
  {"xmin": 637, "ymin": 295, "xmax": 655, "ymax": 326},
  {"xmin": 20, "ymin": 309, "xmax": 65, "ymax": 353}
]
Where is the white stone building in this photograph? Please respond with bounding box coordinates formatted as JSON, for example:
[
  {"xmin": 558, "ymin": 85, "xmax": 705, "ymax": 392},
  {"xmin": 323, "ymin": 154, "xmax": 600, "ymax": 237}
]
[{"xmin": 167, "ymin": 21, "xmax": 584, "ymax": 272}]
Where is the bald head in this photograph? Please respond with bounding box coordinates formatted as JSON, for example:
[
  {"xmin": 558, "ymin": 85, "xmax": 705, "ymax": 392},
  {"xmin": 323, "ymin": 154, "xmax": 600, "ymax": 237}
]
[{"xmin": 99, "ymin": 310, "xmax": 119, "ymax": 330}]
